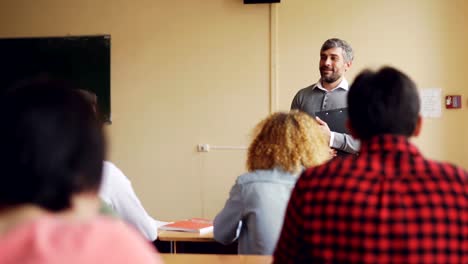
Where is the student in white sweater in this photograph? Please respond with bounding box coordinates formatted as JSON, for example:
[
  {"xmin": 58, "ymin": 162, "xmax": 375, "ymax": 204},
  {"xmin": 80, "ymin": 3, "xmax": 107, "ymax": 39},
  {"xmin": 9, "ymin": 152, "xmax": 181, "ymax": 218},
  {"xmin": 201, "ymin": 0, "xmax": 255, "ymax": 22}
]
[
  {"xmin": 99, "ymin": 161, "xmax": 167, "ymax": 241},
  {"xmin": 76, "ymin": 89, "xmax": 166, "ymax": 241}
]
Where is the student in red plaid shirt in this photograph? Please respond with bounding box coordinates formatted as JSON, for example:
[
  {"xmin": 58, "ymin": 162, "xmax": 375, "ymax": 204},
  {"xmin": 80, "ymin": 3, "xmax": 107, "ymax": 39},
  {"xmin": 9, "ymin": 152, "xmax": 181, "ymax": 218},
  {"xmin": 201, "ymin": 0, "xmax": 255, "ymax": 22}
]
[{"xmin": 274, "ymin": 66, "xmax": 468, "ymax": 263}]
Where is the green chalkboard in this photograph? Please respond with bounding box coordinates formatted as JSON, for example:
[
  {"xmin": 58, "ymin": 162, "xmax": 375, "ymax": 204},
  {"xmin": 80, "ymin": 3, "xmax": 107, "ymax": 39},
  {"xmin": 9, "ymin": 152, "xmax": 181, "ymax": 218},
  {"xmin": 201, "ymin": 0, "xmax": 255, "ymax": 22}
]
[{"xmin": 0, "ymin": 35, "xmax": 111, "ymax": 122}]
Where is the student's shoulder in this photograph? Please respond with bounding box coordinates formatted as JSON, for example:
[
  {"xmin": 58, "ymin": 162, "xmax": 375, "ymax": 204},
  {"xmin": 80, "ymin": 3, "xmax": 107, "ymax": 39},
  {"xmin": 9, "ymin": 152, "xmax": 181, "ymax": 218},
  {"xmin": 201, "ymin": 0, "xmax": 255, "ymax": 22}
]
[
  {"xmin": 423, "ymin": 158, "xmax": 468, "ymax": 182},
  {"xmin": 298, "ymin": 156, "xmax": 356, "ymax": 185},
  {"xmin": 235, "ymin": 171, "xmax": 260, "ymax": 185},
  {"xmin": 102, "ymin": 160, "xmax": 131, "ymax": 184},
  {"xmin": 0, "ymin": 217, "xmax": 161, "ymax": 264},
  {"xmin": 103, "ymin": 160, "xmax": 121, "ymax": 174},
  {"xmin": 301, "ymin": 156, "xmax": 344, "ymax": 175},
  {"xmin": 235, "ymin": 169, "xmax": 293, "ymax": 185},
  {"xmin": 62, "ymin": 217, "xmax": 160, "ymax": 263}
]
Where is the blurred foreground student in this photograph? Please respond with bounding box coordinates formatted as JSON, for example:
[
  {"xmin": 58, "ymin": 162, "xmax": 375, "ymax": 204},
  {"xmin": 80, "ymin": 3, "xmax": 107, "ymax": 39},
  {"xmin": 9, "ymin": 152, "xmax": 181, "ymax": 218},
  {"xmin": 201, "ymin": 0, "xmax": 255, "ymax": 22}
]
[
  {"xmin": 274, "ymin": 67, "xmax": 468, "ymax": 263},
  {"xmin": 214, "ymin": 111, "xmax": 331, "ymax": 255},
  {"xmin": 0, "ymin": 80, "xmax": 162, "ymax": 263}
]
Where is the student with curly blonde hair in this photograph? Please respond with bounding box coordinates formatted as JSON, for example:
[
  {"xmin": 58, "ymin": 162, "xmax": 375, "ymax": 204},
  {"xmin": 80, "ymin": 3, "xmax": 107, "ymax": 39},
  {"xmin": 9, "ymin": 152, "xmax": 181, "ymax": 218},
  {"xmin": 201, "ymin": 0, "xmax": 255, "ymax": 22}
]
[{"xmin": 213, "ymin": 111, "xmax": 330, "ymax": 255}]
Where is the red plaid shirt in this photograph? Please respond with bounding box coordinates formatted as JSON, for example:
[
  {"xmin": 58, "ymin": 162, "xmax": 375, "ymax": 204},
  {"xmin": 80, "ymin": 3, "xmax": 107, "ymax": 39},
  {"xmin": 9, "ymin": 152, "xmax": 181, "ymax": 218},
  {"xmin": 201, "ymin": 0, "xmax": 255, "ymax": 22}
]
[{"xmin": 274, "ymin": 135, "xmax": 468, "ymax": 264}]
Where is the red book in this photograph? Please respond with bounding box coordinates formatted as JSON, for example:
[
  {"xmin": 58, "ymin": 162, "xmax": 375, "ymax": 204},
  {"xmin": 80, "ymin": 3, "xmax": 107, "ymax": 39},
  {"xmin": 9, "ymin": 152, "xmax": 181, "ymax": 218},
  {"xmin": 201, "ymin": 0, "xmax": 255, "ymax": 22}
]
[{"xmin": 159, "ymin": 218, "xmax": 213, "ymax": 234}]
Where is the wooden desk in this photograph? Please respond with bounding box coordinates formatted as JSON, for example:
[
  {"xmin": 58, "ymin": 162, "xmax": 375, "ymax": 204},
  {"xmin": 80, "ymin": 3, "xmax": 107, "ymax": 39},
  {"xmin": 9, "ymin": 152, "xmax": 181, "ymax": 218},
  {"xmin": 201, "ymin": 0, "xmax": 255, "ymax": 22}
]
[
  {"xmin": 158, "ymin": 230, "xmax": 215, "ymax": 253},
  {"xmin": 161, "ymin": 254, "xmax": 272, "ymax": 264}
]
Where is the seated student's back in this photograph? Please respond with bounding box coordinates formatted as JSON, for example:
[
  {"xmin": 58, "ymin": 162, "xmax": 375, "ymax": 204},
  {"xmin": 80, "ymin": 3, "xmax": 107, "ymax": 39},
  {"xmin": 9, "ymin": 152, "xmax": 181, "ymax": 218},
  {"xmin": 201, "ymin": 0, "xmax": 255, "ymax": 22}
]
[
  {"xmin": 0, "ymin": 80, "xmax": 162, "ymax": 264},
  {"xmin": 214, "ymin": 111, "xmax": 331, "ymax": 255},
  {"xmin": 274, "ymin": 67, "xmax": 468, "ymax": 263}
]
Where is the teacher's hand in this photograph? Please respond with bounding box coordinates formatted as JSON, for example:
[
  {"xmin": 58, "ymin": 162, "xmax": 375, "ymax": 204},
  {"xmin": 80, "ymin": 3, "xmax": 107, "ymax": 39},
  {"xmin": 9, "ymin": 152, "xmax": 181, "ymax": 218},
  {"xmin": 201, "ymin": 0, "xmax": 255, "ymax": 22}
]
[{"xmin": 315, "ymin": 116, "xmax": 331, "ymax": 143}]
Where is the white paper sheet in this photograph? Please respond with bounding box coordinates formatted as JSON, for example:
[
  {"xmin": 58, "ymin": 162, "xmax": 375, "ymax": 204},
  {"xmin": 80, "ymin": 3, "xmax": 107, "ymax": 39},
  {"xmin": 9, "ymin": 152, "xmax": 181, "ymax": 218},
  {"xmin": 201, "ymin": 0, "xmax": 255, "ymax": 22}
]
[{"xmin": 420, "ymin": 88, "xmax": 442, "ymax": 118}]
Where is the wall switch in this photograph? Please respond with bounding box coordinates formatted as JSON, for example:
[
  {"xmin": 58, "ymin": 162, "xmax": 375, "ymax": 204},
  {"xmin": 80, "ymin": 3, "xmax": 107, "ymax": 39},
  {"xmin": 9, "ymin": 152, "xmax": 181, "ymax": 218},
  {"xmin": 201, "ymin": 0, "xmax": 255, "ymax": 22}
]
[{"xmin": 197, "ymin": 144, "xmax": 210, "ymax": 152}]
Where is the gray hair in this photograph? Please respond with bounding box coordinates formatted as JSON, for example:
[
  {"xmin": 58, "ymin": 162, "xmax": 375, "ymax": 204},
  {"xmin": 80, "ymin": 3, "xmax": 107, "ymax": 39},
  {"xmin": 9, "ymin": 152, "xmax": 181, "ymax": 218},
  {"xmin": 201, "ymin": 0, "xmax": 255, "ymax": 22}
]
[{"xmin": 321, "ymin": 38, "xmax": 354, "ymax": 63}]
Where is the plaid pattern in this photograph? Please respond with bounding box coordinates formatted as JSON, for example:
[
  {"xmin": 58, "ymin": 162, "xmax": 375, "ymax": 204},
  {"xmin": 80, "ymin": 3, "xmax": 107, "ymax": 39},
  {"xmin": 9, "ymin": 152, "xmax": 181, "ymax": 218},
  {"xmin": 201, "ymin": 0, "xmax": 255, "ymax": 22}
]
[{"xmin": 274, "ymin": 135, "xmax": 468, "ymax": 264}]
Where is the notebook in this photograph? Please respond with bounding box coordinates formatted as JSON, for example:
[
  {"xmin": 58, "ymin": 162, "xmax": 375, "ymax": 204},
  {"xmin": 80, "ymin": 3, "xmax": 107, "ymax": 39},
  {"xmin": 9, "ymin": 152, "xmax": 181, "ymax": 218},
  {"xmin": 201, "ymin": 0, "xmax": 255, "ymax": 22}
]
[
  {"xmin": 159, "ymin": 218, "xmax": 213, "ymax": 234},
  {"xmin": 315, "ymin": 107, "xmax": 349, "ymax": 134}
]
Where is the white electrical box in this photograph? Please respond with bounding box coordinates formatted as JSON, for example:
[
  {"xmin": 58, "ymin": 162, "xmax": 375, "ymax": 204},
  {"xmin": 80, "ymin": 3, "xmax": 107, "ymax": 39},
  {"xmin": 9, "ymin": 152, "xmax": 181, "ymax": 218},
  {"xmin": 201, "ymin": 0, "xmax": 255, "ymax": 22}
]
[{"xmin": 197, "ymin": 144, "xmax": 210, "ymax": 152}]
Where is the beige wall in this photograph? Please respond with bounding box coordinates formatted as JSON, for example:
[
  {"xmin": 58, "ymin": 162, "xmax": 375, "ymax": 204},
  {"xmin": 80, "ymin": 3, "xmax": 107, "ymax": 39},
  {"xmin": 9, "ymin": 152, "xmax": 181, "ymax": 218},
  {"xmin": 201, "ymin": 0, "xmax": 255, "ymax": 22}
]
[
  {"xmin": 277, "ymin": 0, "xmax": 468, "ymax": 166},
  {"xmin": 1, "ymin": 0, "xmax": 467, "ymax": 220}
]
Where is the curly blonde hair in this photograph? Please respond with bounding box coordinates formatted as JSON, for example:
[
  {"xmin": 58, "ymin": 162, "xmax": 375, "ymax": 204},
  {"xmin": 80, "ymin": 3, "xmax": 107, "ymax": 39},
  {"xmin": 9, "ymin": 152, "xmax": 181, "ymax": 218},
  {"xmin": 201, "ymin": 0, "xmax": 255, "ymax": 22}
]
[{"xmin": 247, "ymin": 110, "xmax": 330, "ymax": 174}]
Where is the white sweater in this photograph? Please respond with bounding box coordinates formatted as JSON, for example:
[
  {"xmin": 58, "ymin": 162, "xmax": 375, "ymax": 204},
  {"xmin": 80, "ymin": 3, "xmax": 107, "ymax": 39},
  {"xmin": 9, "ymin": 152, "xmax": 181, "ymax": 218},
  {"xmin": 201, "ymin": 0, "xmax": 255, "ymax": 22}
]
[{"xmin": 99, "ymin": 161, "xmax": 167, "ymax": 241}]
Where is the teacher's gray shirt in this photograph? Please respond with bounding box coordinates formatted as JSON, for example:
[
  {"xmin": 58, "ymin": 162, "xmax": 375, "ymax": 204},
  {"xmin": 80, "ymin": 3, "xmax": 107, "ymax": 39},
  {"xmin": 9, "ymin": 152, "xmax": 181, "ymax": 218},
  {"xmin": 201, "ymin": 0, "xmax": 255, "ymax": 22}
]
[
  {"xmin": 291, "ymin": 79, "xmax": 360, "ymax": 154},
  {"xmin": 213, "ymin": 168, "xmax": 297, "ymax": 255}
]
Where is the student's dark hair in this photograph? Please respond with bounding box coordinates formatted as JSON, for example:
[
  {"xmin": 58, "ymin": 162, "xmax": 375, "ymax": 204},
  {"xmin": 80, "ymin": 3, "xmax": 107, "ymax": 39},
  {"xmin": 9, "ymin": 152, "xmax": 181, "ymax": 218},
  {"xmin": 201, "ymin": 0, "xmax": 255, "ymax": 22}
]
[
  {"xmin": 347, "ymin": 66, "xmax": 420, "ymax": 140},
  {"xmin": 0, "ymin": 79, "xmax": 106, "ymax": 212}
]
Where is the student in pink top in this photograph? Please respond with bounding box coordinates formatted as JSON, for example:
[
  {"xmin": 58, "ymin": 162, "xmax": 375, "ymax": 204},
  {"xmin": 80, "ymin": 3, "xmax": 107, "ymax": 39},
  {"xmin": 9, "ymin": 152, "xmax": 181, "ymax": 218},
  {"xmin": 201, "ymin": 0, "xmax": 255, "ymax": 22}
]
[{"xmin": 0, "ymin": 79, "xmax": 163, "ymax": 264}]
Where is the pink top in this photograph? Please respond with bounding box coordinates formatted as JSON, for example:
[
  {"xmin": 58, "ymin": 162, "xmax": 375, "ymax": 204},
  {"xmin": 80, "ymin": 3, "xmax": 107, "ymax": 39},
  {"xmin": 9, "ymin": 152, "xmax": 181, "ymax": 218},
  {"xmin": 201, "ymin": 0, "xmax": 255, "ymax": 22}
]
[{"xmin": 0, "ymin": 216, "xmax": 163, "ymax": 264}]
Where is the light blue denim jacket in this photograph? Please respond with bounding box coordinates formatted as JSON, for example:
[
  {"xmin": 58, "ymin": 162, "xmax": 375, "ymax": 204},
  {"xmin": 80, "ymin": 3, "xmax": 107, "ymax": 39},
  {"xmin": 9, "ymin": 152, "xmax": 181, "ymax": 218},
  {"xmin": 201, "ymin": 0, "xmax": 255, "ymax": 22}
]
[{"xmin": 213, "ymin": 168, "xmax": 298, "ymax": 255}]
